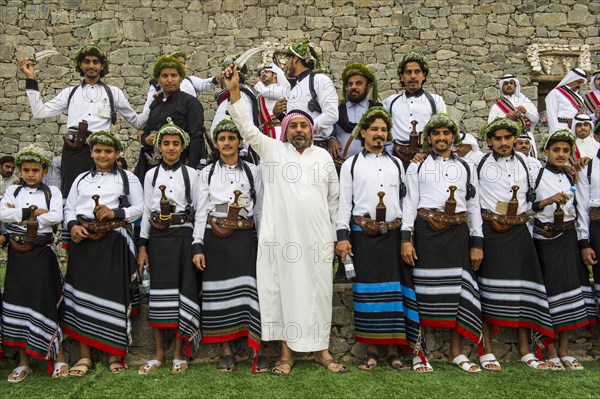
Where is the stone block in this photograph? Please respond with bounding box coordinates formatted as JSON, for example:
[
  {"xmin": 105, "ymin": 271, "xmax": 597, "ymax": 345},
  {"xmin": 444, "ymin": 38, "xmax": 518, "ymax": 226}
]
[
  {"xmin": 0, "ymin": 63, "xmax": 17, "ymax": 79},
  {"xmin": 53, "ymin": 33, "xmax": 77, "ymax": 47},
  {"xmin": 306, "ymin": 17, "xmax": 333, "ymax": 30},
  {"xmin": 89, "ymin": 20, "xmax": 119, "ymax": 39},
  {"xmin": 123, "ymin": 21, "xmax": 143, "ymax": 41},
  {"xmin": 241, "ymin": 7, "xmax": 267, "ymax": 28},
  {"xmin": 143, "ymin": 19, "xmax": 169, "ymax": 38},
  {"xmin": 334, "ymin": 16, "xmax": 357, "ymax": 28},
  {"xmin": 159, "ymin": 8, "xmax": 181, "ymax": 23},
  {"xmin": 435, "ymin": 49, "xmax": 458, "ymax": 60},
  {"xmin": 329, "ymin": 336, "xmax": 351, "ymax": 355},
  {"xmin": 487, "ymin": 23, "xmax": 507, "ymax": 35},
  {"xmin": 533, "ymin": 13, "xmax": 566, "ymax": 27}
]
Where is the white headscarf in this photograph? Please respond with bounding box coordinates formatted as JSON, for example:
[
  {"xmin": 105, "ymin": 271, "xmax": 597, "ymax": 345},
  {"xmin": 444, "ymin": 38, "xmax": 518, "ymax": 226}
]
[
  {"xmin": 556, "ymin": 67, "xmax": 587, "ymax": 89},
  {"xmin": 499, "ymin": 74, "xmax": 521, "ymax": 98},
  {"xmin": 590, "ymin": 71, "xmax": 600, "ymax": 95},
  {"xmin": 261, "ymin": 63, "xmax": 290, "ymax": 89},
  {"xmin": 572, "ymin": 114, "xmax": 599, "ymax": 158},
  {"xmin": 459, "ymin": 132, "xmax": 480, "ymax": 152}
]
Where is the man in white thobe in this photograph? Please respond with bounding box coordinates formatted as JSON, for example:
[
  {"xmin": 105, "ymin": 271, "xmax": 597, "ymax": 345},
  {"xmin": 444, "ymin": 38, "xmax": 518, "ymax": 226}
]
[{"xmin": 223, "ymin": 64, "xmax": 347, "ymax": 375}]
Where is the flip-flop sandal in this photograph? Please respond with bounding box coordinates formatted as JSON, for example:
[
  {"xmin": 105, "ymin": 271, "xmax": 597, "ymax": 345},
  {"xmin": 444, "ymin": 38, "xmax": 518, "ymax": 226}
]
[
  {"xmin": 546, "ymin": 357, "xmax": 565, "ymax": 371},
  {"xmin": 138, "ymin": 359, "xmax": 162, "ymax": 375},
  {"xmin": 358, "ymin": 352, "xmax": 379, "ymax": 371},
  {"xmin": 412, "ymin": 356, "xmax": 433, "ymax": 373},
  {"xmin": 218, "ymin": 355, "xmax": 236, "ymax": 372},
  {"xmin": 479, "ymin": 353, "xmax": 501, "ymax": 371},
  {"xmin": 8, "ymin": 366, "xmax": 33, "ymax": 383},
  {"xmin": 52, "ymin": 362, "xmax": 69, "ymax": 379},
  {"xmin": 172, "ymin": 359, "xmax": 188, "ymax": 374},
  {"xmin": 315, "ymin": 358, "xmax": 349, "ymax": 373},
  {"xmin": 560, "ymin": 356, "xmax": 584, "ymax": 371},
  {"xmin": 271, "ymin": 360, "xmax": 294, "ymax": 375},
  {"xmin": 521, "ymin": 353, "xmax": 549, "ymax": 370},
  {"xmin": 69, "ymin": 358, "xmax": 93, "ymax": 377},
  {"xmin": 255, "ymin": 356, "xmax": 270, "ymax": 373},
  {"xmin": 451, "ymin": 354, "xmax": 481, "ymax": 374},
  {"xmin": 109, "ymin": 358, "xmax": 127, "ymax": 374},
  {"xmin": 386, "ymin": 354, "xmax": 410, "ymax": 371}
]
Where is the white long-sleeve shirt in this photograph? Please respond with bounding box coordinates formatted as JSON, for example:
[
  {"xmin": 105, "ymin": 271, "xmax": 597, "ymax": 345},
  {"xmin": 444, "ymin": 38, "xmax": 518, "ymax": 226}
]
[
  {"xmin": 336, "ymin": 150, "xmax": 404, "ymax": 236},
  {"xmin": 64, "ymin": 168, "xmax": 144, "ymax": 229},
  {"xmin": 402, "ymin": 153, "xmax": 483, "ymax": 239},
  {"xmin": 382, "ymin": 89, "xmax": 446, "ymax": 142},
  {"xmin": 0, "ymin": 184, "xmax": 63, "ymax": 234},
  {"xmin": 478, "ymin": 151, "xmax": 537, "ymax": 215},
  {"xmin": 545, "ymin": 86, "xmax": 585, "ymax": 132},
  {"xmin": 532, "ymin": 165, "xmax": 580, "ymax": 240},
  {"xmin": 193, "ymin": 160, "xmax": 263, "ymax": 245},
  {"xmin": 139, "ymin": 162, "xmax": 199, "ymax": 242},
  {"xmin": 25, "ymin": 79, "xmax": 148, "ymax": 131},
  {"xmin": 575, "ymin": 153, "xmax": 600, "ymax": 243}
]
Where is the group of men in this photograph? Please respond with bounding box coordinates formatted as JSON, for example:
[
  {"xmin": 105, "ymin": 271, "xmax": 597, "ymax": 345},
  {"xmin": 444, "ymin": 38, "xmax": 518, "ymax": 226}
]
[{"xmin": 0, "ymin": 39, "xmax": 599, "ymax": 382}]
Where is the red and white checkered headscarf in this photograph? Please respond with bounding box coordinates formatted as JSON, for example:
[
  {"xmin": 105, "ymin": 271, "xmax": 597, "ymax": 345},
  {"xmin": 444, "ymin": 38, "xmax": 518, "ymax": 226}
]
[{"xmin": 280, "ymin": 111, "xmax": 314, "ymax": 143}]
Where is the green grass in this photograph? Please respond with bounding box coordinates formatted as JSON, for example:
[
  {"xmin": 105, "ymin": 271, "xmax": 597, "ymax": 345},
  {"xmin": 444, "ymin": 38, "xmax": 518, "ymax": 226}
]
[{"xmin": 0, "ymin": 359, "xmax": 598, "ymax": 399}]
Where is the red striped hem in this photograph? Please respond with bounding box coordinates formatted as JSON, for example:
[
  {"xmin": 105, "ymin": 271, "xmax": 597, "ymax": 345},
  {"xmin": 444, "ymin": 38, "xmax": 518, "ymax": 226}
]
[
  {"xmin": 482, "ymin": 317, "xmax": 555, "ymax": 339},
  {"xmin": 62, "ymin": 326, "xmax": 126, "ymax": 358},
  {"xmin": 554, "ymin": 319, "xmax": 598, "ymax": 333},
  {"xmin": 3, "ymin": 340, "xmax": 50, "ymax": 362},
  {"xmin": 356, "ymin": 336, "xmax": 408, "ymax": 346},
  {"xmin": 149, "ymin": 321, "xmax": 179, "ymax": 329},
  {"xmin": 202, "ymin": 330, "xmax": 260, "ymax": 352},
  {"xmin": 421, "ymin": 319, "xmax": 481, "ymax": 344}
]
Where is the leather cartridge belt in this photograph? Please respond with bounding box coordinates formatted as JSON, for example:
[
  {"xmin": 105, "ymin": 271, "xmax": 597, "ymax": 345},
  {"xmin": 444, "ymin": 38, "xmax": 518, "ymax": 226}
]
[
  {"xmin": 481, "ymin": 209, "xmax": 528, "ymax": 234},
  {"xmin": 352, "ymin": 215, "xmax": 401, "ymax": 237},
  {"xmin": 149, "ymin": 211, "xmax": 189, "ymax": 232},
  {"xmin": 557, "ymin": 117, "xmax": 572, "ymax": 124},
  {"xmin": 533, "ymin": 218, "xmax": 575, "ymax": 239},
  {"xmin": 8, "ymin": 233, "xmax": 53, "ymax": 253},
  {"xmin": 392, "ymin": 141, "xmax": 423, "ymax": 163},
  {"xmin": 590, "ymin": 207, "xmax": 600, "ymax": 222},
  {"xmin": 417, "ymin": 208, "xmax": 467, "ymax": 232},
  {"xmin": 77, "ymin": 215, "xmax": 128, "ymax": 241},
  {"xmin": 208, "ymin": 215, "xmax": 254, "ymax": 238},
  {"xmin": 209, "ymin": 215, "xmax": 254, "ymax": 230}
]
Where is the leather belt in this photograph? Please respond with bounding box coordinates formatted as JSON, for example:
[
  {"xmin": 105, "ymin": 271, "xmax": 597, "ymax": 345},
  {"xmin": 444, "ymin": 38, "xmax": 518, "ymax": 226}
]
[
  {"xmin": 8, "ymin": 233, "xmax": 53, "ymax": 253},
  {"xmin": 352, "ymin": 215, "xmax": 401, "ymax": 237},
  {"xmin": 557, "ymin": 117, "xmax": 572, "ymax": 124},
  {"xmin": 208, "ymin": 215, "xmax": 254, "ymax": 238},
  {"xmin": 149, "ymin": 211, "xmax": 189, "ymax": 232},
  {"xmin": 533, "ymin": 218, "xmax": 575, "ymax": 239},
  {"xmin": 481, "ymin": 209, "xmax": 528, "ymax": 233},
  {"xmin": 590, "ymin": 207, "xmax": 600, "ymax": 222},
  {"xmin": 417, "ymin": 208, "xmax": 467, "ymax": 232},
  {"xmin": 77, "ymin": 215, "xmax": 129, "ymax": 241}
]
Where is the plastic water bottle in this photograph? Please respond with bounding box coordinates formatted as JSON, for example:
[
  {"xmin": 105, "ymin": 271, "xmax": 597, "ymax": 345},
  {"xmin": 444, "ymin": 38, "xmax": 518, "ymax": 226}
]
[
  {"xmin": 141, "ymin": 265, "xmax": 151, "ymax": 294},
  {"xmin": 566, "ymin": 186, "xmax": 576, "ymax": 199},
  {"xmin": 343, "ymin": 251, "xmax": 356, "ymax": 279}
]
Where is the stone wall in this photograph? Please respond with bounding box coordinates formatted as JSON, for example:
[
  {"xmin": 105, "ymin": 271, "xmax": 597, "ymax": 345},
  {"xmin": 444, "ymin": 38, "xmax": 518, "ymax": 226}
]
[{"xmin": 0, "ymin": 0, "xmax": 598, "ymax": 163}]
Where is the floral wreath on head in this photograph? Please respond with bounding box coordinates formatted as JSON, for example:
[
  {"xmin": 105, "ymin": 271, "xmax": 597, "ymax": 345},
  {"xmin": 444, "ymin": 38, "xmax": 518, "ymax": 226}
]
[
  {"xmin": 153, "ymin": 55, "xmax": 186, "ymax": 79},
  {"xmin": 289, "ymin": 39, "xmax": 322, "ymax": 70},
  {"xmin": 341, "ymin": 62, "xmax": 378, "ymax": 102},
  {"xmin": 73, "ymin": 43, "xmax": 109, "ymax": 76},
  {"xmin": 540, "ymin": 129, "xmax": 576, "ymax": 154},
  {"xmin": 153, "ymin": 117, "xmax": 190, "ymax": 148},
  {"xmin": 479, "ymin": 117, "xmax": 522, "ymax": 141},
  {"xmin": 397, "ymin": 51, "xmax": 429, "ymax": 77},
  {"xmin": 351, "ymin": 106, "xmax": 393, "ymax": 141},
  {"xmin": 14, "ymin": 145, "xmax": 52, "ymax": 169},
  {"xmin": 212, "ymin": 117, "xmax": 240, "ymax": 142},
  {"xmin": 422, "ymin": 113, "xmax": 461, "ymax": 152},
  {"xmin": 86, "ymin": 130, "xmax": 124, "ymax": 151}
]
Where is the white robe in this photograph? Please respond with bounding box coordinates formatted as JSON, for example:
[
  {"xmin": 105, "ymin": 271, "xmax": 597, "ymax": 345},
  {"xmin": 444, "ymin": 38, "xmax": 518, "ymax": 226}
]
[{"xmin": 227, "ymin": 99, "xmax": 339, "ymax": 352}]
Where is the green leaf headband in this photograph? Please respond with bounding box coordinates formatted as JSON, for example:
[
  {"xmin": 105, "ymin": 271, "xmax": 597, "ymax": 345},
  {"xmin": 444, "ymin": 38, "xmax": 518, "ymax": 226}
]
[
  {"xmin": 15, "ymin": 145, "xmax": 52, "ymax": 169},
  {"xmin": 341, "ymin": 62, "xmax": 378, "ymax": 103},
  {"xmin": 154, "ymin": 117, "xmax": 190, "ymax": 148},
  {"xmin": 86, "ymin": 130, "xmax": 124, "ymax": 151},
  {"xmin": 289, "ymin": 39, "xmax": 322, "ymax": 70},
  {"xmin": 398, "ymin": 51, "xmax": 429, "ymax": 77},
  {"xmin": 421, "ymin": 113, "xmax": 461, "ymax": 152},
  {"xmin": 212, "ymin": 117, "xmax": 239, "ymax": 142},
  {"xmin": 541, "ymin": 129, "xmax": 576, "ymax": 153},
  {"xmin": 479, "ymin": 117, "xmax": 522, "ymax": 141},
  {"xmin": 153, "ymin": 55, "xmax": 186, "ymax": 79},
  {"xmin": 351, "ymin": 106, "xmax": 393, "ymax": 141},
  {"xmin": 73, "ymin": 43, "xmax": 109, "ymax": 75}
]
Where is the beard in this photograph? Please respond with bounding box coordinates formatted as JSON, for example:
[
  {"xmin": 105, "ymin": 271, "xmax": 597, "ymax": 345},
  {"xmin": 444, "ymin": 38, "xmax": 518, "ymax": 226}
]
[{"xmin": 291, "ymin": 137, "xmax": 309, "ymax": 149}]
